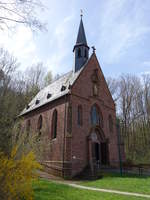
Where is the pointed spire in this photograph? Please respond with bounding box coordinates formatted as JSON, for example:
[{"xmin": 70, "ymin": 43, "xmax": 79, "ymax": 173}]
[
  {"xmin": 76, "ymin": 16, "xmax": 87, "ymax": 46},
  {"xmin": 73, "ymin": 13, "xmax": 89, "ymax": 72}
]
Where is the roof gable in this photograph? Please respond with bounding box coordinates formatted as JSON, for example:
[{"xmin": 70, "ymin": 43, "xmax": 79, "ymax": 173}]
[{"xmin": 71, "ymin": 52, "xmax": 115, "ymax": 108}]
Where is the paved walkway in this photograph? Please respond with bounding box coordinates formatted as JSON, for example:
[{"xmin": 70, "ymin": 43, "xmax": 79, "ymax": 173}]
[
  {"xmin": 39, "ymin": 170, "xmax": 150, "ymax": 199},
  {"xmin": 65, "ymin": 183, "xmax": 150, "ymax": 199}
]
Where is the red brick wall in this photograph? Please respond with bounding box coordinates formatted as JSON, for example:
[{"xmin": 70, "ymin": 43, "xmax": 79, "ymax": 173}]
[
  {"xmin": 22, "ymin": 97, "xmax": 70, "ymax": 177},
  {"xmin": 70, "ymin": 53, "xmax": 120, "ymax": 176}
]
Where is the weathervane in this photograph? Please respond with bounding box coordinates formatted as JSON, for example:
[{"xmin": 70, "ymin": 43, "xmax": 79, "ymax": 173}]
[
  {"xmin": 91, "ymin": 46, "xmax": 96, "ymax": 53},
  {"xmin": 80, "ymin": 9, "xmax": 83, "ymax": 18}
]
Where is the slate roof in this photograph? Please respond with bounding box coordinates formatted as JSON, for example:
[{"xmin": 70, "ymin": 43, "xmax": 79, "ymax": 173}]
[
  {"xmin": 76, "ymin": 18, "xmax": 87, "ymax": 46},
  {"xmin": 20, "ymin": 66, "xmax": 84, "ymax": 116}
]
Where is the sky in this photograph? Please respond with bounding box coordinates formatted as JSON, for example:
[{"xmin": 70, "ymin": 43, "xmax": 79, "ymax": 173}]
[{"xmin": 0, "ymin": 0, "xmax": 150, "ymax": 78}]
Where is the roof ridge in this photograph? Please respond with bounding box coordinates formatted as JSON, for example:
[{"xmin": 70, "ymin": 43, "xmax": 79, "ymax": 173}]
[
  {"xmin": 40, "ymin": 70, "xmax": 73, "ymax": 93},
  {"xmin": 50, "ymin": 70, "xmax": 73, "ymax": 84}
]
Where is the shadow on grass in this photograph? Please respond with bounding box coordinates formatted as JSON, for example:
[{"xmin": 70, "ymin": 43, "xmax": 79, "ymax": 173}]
[
  {"xmin": 101, "ymin": 172, "xmax": 149, "ymax": 179},
  {"xmin": 74, "ymin": 172, "xmax": 149, "ymax": 183}
]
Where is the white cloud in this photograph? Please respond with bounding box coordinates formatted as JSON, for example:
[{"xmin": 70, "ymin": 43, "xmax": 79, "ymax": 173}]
[
  {"xmin": 45, "ymin": 14, "xmax": 74, "ymax": 74},
  {"xmin": 0, "ymin": 0, "xmax": 75, "ymax": 75},
  {"xmin": 143, "ymin": 61, "xmax": 150, "ymax": 67},
  {"xmin": 0, "ymin": 25, "xmax": 37, "ymax": 69},
  {"xmin": 0, "ymin": 0, "xmax": 149, "ymax": 78},
  {"xmin": 98, "ymin": 0, "xmax": 150, "ymax": 64}
]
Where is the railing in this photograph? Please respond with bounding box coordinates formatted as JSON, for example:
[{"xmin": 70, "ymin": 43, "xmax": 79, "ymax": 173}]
[{"xmin": 99, "ymin": 164, "xmax": 150, "ymax": 176}]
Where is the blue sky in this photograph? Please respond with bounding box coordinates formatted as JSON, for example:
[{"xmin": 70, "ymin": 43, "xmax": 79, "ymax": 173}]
[{"xmin": 0, "ymin": 0, "xmax": 150, "ymax": 78}]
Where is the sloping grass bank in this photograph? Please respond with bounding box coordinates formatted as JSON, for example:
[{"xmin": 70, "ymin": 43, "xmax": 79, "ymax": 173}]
[
  {"xmin": 80, "ymin": 173, "xmax": 150, "ymax": 195},
  {"xmin": 33, "ymin": 179, "xmax": 146, "ymax": 200}
]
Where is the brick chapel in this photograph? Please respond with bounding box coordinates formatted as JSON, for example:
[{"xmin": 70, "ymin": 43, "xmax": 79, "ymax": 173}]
[{"xmin": 20, "ymin": 16, "xmax": 124, "ymax": 178}]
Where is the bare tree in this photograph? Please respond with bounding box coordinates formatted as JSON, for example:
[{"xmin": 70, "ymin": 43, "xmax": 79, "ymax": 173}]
[
  {"xmin": 0, "ymin": 48, "xmax": 19, "ymax": 99},
  {"xmin": 0, "ymin": 48, "xmax": 19, "ymax": 154},
  {"xmin": 44, "ymin": 70, "xmax": 53, "ymax": 87},
  {"xmin": 142, "ymin": 74, "xmax": 150, "ymax": 120},
  {"xmin": 0, "ymin": 0, "xmax": 45, "ymax": 31},
  {"xmin": 106, "ymin": 77, "xmax": 120, "ymax": 102}
]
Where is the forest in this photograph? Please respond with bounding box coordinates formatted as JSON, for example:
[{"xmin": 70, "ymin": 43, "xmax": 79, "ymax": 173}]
[
  {"xmin": 0, "ymin": 47, "xmax": 55, "ymax": 155},
  {"xmin": 108, "ymin": 74, "xmax": 150, "ymax": 164}
]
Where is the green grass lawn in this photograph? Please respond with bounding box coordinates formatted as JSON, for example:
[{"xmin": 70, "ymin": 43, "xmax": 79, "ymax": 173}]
[
  {"xmin": 80, "ymin": 173, "xmax": 150, "ymax": 195},
  {"xmin": 33, "ymin": 179, "xmax": 147, "ymax": 200}
]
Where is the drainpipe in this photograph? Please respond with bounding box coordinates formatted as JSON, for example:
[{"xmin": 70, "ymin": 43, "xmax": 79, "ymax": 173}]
[{"xmin": 62, "ymin": 94, "xmax": 67, "ymax": 178}]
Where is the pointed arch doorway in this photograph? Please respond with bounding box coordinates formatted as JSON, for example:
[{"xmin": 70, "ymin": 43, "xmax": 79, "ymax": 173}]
[{"xmin": 88, "ymin": 128, "xmax": 109, "ymax": 174}]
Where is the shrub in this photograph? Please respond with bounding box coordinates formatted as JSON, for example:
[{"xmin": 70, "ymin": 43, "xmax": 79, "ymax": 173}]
[{"xmin": 0, "ymin": 146, "xmax": 42, "ymax": 200}]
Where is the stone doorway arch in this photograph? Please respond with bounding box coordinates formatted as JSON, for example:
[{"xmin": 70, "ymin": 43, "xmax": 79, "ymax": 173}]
[{"xmin": 88, "ymin": 127, "xmax": 109, "ymax": 175}]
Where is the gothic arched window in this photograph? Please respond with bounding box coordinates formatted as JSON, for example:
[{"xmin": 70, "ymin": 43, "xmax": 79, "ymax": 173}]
[
  {"xmin": 37, "ymin": 115, "xmax": 42, "ymax": 131},
  {"xmin": 52, "ymin": 109, "xmax": 57, "ymax": 139},
  {"xmin": 109, "ymin": 115, "xmax": 113, "ymax": 133},
  {"xmin": 77, "ymin": 48, "xmax": 81, "ymax": 58},
  {"xmin": 67, "ymin": 105, "xmax": 72, "ymax": 133},
  {"xmin": 77, "ymin": 105, "xmax": 83, "ymax": 126},
  {"xmin": 25, "ymin": 119, "xmax": 31, "ymax": 143},
  {"xmin": 84, "ymin": 49, "xmax": 87, "ymax": 58},
  {"xmin": 16, "ymin": 122, "xmax": 21, "ymax": 142},
  {"xmin": 26, "ymin": 119, "xmax": 31, "ymax": 133},
  {"xmin": 91, "ymin": 105, "xmax": 103, "ymax": 127}
]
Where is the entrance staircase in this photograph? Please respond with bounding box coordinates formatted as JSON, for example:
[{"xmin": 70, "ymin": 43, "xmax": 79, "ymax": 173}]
[{"xmin": 74, "ymin": 163, "xmax": 103, "ymax": 180}]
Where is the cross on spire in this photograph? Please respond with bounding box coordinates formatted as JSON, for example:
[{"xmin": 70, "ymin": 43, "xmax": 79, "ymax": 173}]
[{"xmin": 80, "ymin": 9, "xmax": 83, "ymax": 18}]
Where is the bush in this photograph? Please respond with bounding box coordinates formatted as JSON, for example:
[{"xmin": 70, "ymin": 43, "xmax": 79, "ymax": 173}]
[{"xmin": 0, "ymin": 146, "xmax": 42, "ymax": 200}]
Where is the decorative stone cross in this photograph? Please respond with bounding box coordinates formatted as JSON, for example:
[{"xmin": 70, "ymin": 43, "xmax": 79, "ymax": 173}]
[{"xmin": 92, "ymin": 46, "xmax": 96, "ymax": 53}]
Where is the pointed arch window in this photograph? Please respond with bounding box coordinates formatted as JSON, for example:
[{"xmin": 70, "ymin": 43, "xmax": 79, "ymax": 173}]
[
  {"xmin": 77, "ymin": 105, "xmax": 83, "ymax": 126},
  {"xmin": 67, "ymin": 105, "xmax": 72, "ymax": 133},
  {"xmin": 77, "ymin": 48, "xmax": 81, "ymax": 58},
  {"xmin": 26, "ymin": 119, "xmax": 31, "ymax": 137},
  {"xmin": 52, "ymin": 109, "xmax": 57, "ymax": 139},
  {"xmin": 84, "ymin": 49, "xmax": 87, "ymax": 58},
  {"xmin": 108, "ymin": 115, "xmax": 113, "ymax": 133},
  {"xmin": 26, "ymin": 120, "xmax": 31, "ymax": 132},
  {"xmin": 37, "ymin": 115, "xmax": 42, "ymax": 131},
  {"xmin": 24, "ymin": 119, "xmax": 31, "ymax": 143},
  {"xmin": 15, "ymin": 122, "xmax": 21, "ymax": 142},
  {"xmin": 91, "ymin": 105, "xmax": 103, "ymax": 127}
]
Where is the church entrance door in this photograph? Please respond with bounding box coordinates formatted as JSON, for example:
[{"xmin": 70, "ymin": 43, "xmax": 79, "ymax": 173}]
[
  {"xmin": 89, "ymin": 129, "xmax": 109, "ymax": 175},
  {"xmin": 91, "ymin": 142, "xmax": 100, "ymax": 171},
  {"xmin": 94, "ymin": 142, "xmax": 100, "ymax": 162},
  {"xmin": 101, "ymin": 142, "xmax": 109, "ymax": 165}
]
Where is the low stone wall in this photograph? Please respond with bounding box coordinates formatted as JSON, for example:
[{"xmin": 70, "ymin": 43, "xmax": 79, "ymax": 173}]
[{"xmin": 41, "ymin": 160, "xmax": 72, "ymax": 179}]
